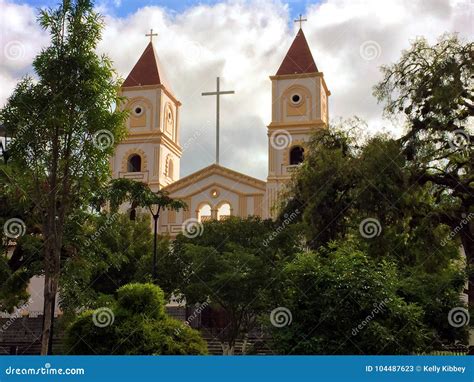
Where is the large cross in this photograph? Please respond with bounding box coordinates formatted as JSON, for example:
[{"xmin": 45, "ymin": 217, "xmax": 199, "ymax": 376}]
[
  {"xmin": 145, "ymin": 28, "xmax": 158, "ymax": 42},
  {"xmin": 294, "ymin": 14, "xmax": 307, "ymax": 29},
  {"xmin": 202, "ymin": 77, "xmax": 235, "ymax": 164}
]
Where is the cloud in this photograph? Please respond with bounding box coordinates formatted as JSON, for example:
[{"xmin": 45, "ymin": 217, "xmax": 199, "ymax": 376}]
[
  {"xmin": 0, "ymin": 0, "xmax": 471, "ymax": 179},
  {"xmin": 0, "ymin": 0, "xmax": 49, "ymax": 102}
]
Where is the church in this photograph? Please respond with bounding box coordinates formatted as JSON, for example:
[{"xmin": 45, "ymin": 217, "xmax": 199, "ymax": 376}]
[
  {"xmin": 110, "ymin": 26, "xmax": 330, "ymax": 232},
  {"xmin": 12, "ymin": 23, "xmax": 332, "ymax": 319}
]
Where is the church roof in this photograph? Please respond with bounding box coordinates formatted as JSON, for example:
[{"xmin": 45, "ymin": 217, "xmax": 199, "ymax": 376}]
[
  {"xmin": 163, "ymin": 164, "xmax": 266, "ymax": 195},
  {"xmin": 276, "ymin": 28, "xmax": 318, "ymax": 75},
  {"xmin": 123, "ymin": 42, "xmax": 169, "ymax": 88}
]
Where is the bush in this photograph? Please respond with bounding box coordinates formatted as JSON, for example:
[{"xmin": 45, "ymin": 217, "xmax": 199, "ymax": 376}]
[
  {"xmin": 269, "ymin": 242, "xmax": 430, "ymax": 354},
  {"xmin": 65, "ymin": 283, "xmax": 207, "ymax": 355},
  {"xmin": 116, "ymin": 283, "xmax": 165, "ymax": 318}
]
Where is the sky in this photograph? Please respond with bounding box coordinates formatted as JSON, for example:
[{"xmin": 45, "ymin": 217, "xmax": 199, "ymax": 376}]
[
  {"xmin": 0, "ymin": 0, "xmax": 472, "ymax": 180},
  {"xmin": 3, "ymin": 0, "xmax": 311, "ymax": 19}
]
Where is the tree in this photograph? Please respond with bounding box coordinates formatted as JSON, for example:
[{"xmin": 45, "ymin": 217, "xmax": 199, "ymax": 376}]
[
  {"xmin": 59, "ymin": 212, "xmax": 148, "ymax": 311},
  {"xmin": 374, "ymin": 34, "xmax": 473, "ymax": 305},
  {"xmin": 106, "ymin": 178, "xmax": 186, "ymax": 283},
  {"xmin": 281, "ymin": 120, "xmax": 362, "ymax": 248},
  {"xmin": 0, "ymin": 163, "xmax": 43, "ymax": 311},
  {"xmin": 172, "ymin": 216, "xmax": 301, "ymax": 354},
  {"xmin": 281, "ymin": 123, "xmax": 467, "ymax": 346},
  {"xmin": 59, "ymin": 211, "xmax": 181, "ymax": 314},
  {"xmin": 106, "ymin": 178, "xmax": 186, "ymax": 215},
  {"xmin": 270, "ymin": 242, "xmax": 431, "ymax": 354},
  {"xmin": 65, "ymin": 283, "xmax": 207, "ymax": 355},
  {"xmin": 0, "ymin": 0, "xmax": 126, "ymax": 353}
]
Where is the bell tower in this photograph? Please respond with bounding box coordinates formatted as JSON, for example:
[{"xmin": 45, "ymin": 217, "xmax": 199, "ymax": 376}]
[
  {"xmin": 266, "ymin": 27, "xmax": 330, "ymax": 217},
  {"xmin": 111, "ymin": 35, "xmax": 182, "ymax": 191}
]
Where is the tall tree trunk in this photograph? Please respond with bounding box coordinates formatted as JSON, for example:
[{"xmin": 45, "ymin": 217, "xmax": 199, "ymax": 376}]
[
  {"xmin": 40, "ymin": 241, "xmax": 54, "ymax": 355},
  {"xmin": 40, "ymin": 244, "xmax": 61, "ymax": 355},
  {"xmin": 460, "ymin": 218, "xmax": 474, "ymax": 307},
  {"xmin": 40, "ymin": 210, "xmax": 62, "ymax": 355},
  {"xmin": 40, "ymin": 269, "xmax": 53, "ymax": 355}
]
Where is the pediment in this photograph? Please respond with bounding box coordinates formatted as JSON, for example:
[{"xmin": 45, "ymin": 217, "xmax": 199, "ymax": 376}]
[{"xmin": 163, "ymin": 164, "xmax": 266, "ymax": 198}]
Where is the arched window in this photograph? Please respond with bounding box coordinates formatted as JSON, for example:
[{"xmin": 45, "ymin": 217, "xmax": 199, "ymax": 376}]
[
  {"xmin": 127, "ymin": 154, "xmax": 141, "ymax": 172},
  {"xmin": 198, "ymin": 203, "xmax": 212, "ymax": 223},
  {"xmin": 167, "ymin": 157, "xmax": 174, "ymax": 179},
  {"xmin": 289, "ymin": 146, "xmax": 304, "ymax": 165},
  {"xmin": 165, "ymin": 104, "xmax": 174, "ymax": 134},
  {"xmin": 217, "ymin": 203, "xmax": 231, "ymax": 220}
]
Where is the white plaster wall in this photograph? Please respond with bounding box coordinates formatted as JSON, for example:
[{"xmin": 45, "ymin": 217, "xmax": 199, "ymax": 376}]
[
  {"xmin": 159, "ymin": 171, "xmax": 266, "ymax": 234},
  {"xmin": 272, "ymin": 76, "xmax": 321, "ymax": 123}
]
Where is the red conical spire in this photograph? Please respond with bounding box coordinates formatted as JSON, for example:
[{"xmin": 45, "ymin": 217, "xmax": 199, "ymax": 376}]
[
  {"xmin": 123, "ymin": 42, "xmax": 165, "ymax": 87},
  {"xmin": 276, "ymin": 28, "xmax": 318, "ymax": 75}
]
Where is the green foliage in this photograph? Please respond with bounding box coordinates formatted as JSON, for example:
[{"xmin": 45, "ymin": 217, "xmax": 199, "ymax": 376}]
[
  {"xmin": 374, "ymin": 34, "xmax": 472, "ymax": 128},
  {"xmin": 374, "ymin": 34, "xmax": 473, "ymax": 304},
  {"xmin": 270, "ymin": 243, "xmax": 430, "ymax": 354},
  {"xmin": 373, "ymin": 34, "xmax": 473, "ymax": 221},
  {"xmin": 106, "ymin": 178, "xmax": 186, "ymax": 213},
  {"xmin": 0, "ymin": 259, "xmax": 30, "ymax": 312},
  {"xmin": 399, "ymin": 267, "xmax": 468, "ymax": 345},
  {"xmin": 65, "ymin": 283, "xmax": 207, "ymax": 355},
  {"xmin": 116, "ymin": 282, "xmax": 165, "ymax": 318},
  {"xmin": 282, "ymin": 121, "xmax": 467, "ymax": 345},
  {"xmin": 0, "ymin": 0, "xmax": 127, "ymax": 351},
  {"xmin": 1, "ymin": 1, "xmax": 127, "ymax": 207},
  {"xmin": 59, "ymin": 212, "xmax": 177, "ymax": 313},
  {"xmin": 283, "ymin": 121, "xmax": 362, "ymax": 246},
  {"xmin": 0, "ymin": 163, "xmax": 44, "ymax": 311},
  {"xmin": 172, "ymin": 216, "xmax": 301, "ymax": 353}
]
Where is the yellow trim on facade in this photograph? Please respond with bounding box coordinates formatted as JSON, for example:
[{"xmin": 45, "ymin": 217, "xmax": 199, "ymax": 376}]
[
  {"xmin": 269, "ymin": 72, "xmax": 331, "ymax": 96},
  {"xmin": 120, "ymin": 84, "xmax": 182, "ymax": 106},
  {"xmin": 163, "ymin": 164, "xmax": 266, "ymax": 194},
  {"xmin": 171, "ymin": 181, "xmax": 265, "ymax": 201}
]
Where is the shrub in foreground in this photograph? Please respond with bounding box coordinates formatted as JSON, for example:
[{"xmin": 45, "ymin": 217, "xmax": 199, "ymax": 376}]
[{"xmin": 66, "ymin": 283, "xmax": 207, "ymax": 355}]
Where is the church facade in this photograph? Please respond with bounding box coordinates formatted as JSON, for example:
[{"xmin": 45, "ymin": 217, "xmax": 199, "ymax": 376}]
[{"xmin": 110, "ymin": 28, "xmax": 330, "ymax": 233}]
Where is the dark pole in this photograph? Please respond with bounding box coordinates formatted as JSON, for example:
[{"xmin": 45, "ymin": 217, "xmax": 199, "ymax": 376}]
[
  {"xmin": 40, "ymin": 279, "xmax": 56, "ymax": 355},
  {"xmin": 48, "ymin": 293, "xmax": 56, "ymax": 355},
  {"xmin": 152, "ymin": 213, "xmax": 158, "ymax": 283}
]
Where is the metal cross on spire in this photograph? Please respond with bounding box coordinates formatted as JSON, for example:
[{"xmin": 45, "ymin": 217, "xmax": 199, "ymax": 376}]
[
  {"xmin": 145, "ymin": 28, "xmax": 158, "ymax": 42},
  {"xmin": 202, "ymin": 77, "xmax": 235, "ymax": 165},
  {"xmin": 294, "ymin": 14, "xmax": 307, "ymax": 29}
]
